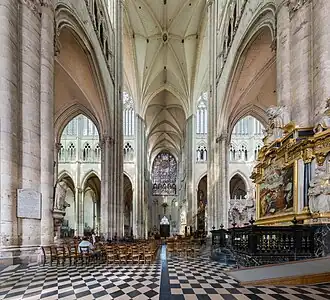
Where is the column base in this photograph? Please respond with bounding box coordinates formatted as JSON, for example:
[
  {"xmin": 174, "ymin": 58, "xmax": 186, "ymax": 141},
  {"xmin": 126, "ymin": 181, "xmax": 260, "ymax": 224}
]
[{"xmin": 0, "ymin": 245, "xmax": 41, "ymax": 266}]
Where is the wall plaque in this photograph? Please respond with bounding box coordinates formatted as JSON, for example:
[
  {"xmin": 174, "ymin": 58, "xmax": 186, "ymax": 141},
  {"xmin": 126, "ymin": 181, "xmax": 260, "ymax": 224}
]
[{"xmin": 17, "ymin": 189, "xmax": 42, "ymax": 219}]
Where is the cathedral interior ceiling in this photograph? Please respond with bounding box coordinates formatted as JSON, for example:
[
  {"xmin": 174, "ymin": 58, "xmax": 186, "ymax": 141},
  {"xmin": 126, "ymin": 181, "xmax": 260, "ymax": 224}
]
[
  {"xmin": 145, "ymin": 90, "xmax": 186, "ymax": 158},
  {"xmin": 124, "ymin": 0, "xmax": 207, "ymax": 155},
  {"xmin": 55, "ymin": 29, "xmax": 103, "ymax": 127},
  {"xmin": 227, "ymin": 28, "xmax": 276, "ymax": 125}
]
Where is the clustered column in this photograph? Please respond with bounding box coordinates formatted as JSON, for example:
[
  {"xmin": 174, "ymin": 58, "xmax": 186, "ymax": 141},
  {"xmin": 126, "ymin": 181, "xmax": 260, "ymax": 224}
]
[
  {"xmin": 185, "ymin": 116, "xmax": 194, "ymax": 226},
  {"xmin": 207, "ymin": 0, "xmax": 217, "ymax": 232},
  {"xmin": 0, "ymin": 0, "xmax": 20, "ymax": 249},
  {"xmin": 133, "ymin": 115, "xmax": 146, "ymax": 238},
  {"xmin": 289, "ymin": 0, "xmax": 312, "ymax": 127},
  {"xmin": 276, "ymin": 1, "xmax": 291, "ymax": 124},
  {"xmin": 0, "ymin": 0, "xmax": 56, "ymax": 259},
  {"xmin": 312, "ymin": 0, "xmax": 330, "ymax": 122},
  {"xmin": 40, "ymin": 1, "xmax": 55, "ymax": 246}
]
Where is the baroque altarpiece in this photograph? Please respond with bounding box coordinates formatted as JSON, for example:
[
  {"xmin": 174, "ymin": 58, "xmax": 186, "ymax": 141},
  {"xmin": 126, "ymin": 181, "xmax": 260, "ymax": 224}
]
[{"xmin": 252, "ymin": 103, "xmax": 330, "ymax": 225}]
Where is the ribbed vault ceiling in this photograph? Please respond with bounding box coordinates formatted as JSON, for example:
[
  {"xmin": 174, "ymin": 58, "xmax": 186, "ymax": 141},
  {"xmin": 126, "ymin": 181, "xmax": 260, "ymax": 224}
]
[{"xmin": 124, "ymin": 0, "xmax": 207, "ymax": 157}]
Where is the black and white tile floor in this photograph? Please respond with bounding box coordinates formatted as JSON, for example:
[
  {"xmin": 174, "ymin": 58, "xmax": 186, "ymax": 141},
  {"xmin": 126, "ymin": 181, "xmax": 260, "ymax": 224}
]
[{"xmin": 0, "ymin": 245, "xmax": 330, "ymax": 300}]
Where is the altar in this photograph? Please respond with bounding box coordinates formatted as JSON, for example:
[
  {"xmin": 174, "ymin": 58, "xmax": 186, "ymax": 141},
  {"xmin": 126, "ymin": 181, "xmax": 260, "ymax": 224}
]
[{"xmin": 251, "ymin": 103, "xmax": 330, "ymax": 225}]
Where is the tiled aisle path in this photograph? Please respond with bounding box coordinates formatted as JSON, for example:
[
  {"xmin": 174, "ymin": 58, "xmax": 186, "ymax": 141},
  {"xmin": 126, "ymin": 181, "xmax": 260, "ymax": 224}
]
[{"xmin": 0, "ymin": 246, "xmax": 330, "ymax": 300}]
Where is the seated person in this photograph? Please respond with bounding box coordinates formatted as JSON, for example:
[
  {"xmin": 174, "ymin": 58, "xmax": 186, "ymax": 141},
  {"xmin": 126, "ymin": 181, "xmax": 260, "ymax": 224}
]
[{"xmin": 78, "ymin": 236, "xmax": 99, "ymax": 257}]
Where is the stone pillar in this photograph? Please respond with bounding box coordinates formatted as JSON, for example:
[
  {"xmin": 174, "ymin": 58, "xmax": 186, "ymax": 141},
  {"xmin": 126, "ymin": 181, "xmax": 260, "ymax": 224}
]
[
  {"xmin": 19, "ymin": 0, "xmax": 42, "ymax": 246},
  {"xmin": 185, "ymin": 116, "xmax": 194, "ymax": 227},
  {"xmin": 207, "ymin": 0, "xmax": 217, "ymax": 232},
  {"xmin": 313, "ymin": 0, "xmax": 330, "ymax": 122},
  {"xmin": 100, "ymin": 135, "xmax": 112, "ymax": 240},
  {"xmin": 76, "ymin": 188, "xmax": 84, "ymax": 236},
  {"xmin": 276, "ymin": 1, "xmax": 291, "ymax": 123},
  {"xmin": 216, "ymin": 134, "xmax": 229, "ymax": 228},
  {"xmin": 289, "ymin": 0, "xmax": 312, "ymax": 127},
  {"xmin": 0, "ymin": 0, "xmax": 19, "ymax": 251},
  {"xmin": 40, "ymin": 1, "xmax": 55, "ymax": 246},
  {"xmin": 133, "ymin": 115, "xmax": 145, "ymax": 238}
]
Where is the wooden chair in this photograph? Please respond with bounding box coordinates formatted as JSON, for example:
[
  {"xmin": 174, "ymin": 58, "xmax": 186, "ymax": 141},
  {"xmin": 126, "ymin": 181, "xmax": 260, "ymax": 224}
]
[
  {"xmin": 66, "ymin": 244, "xmax": 79, "ymax": 265},
  {"xmin": 79, "ymin": 246, "xmax": 93, "ymax": 265},
  {"xmin": 41, "ymin": 246, "xmax": 55, "ymax": 266},
  {"xmin": 118, "ymin": 246, "xmax": 128, "ymax": 264},
  {"xmin": 130, "ymin": 246, "xmax": 141, "ymax": 264},
  {"xmin": 106, "ymin": 246, "xmax": 117, "ymax": 264}
]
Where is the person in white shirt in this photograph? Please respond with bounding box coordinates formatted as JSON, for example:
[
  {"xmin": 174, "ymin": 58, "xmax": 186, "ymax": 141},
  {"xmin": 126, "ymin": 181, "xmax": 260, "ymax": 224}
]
[{"xmin": 78, "ymin": 236, "xmax": 95, "ymax": 254}]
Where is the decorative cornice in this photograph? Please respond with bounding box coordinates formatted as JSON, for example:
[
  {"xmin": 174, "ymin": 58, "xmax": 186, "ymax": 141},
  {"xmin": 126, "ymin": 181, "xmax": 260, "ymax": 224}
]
[
  {"xmin": 286, "ymin": 0, "xmax": 311, "ymax": 19},
  {"xmin": 20, "ymin": 0, "xmax": 42, "ymax": 17}
]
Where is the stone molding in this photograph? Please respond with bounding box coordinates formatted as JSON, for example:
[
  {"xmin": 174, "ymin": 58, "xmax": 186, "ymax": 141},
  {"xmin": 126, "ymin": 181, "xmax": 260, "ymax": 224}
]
[
  {"xmin": 20, "ymin": 0, "xmax": 42, "ymax": 16},
  {"xmin": 286, "ymin": 0, "xmax": 311, "ymax": 18},
  {"xmin": 101, "ymin": 136, "xmax": 115, "ymax": 149},
  {"xmin": 216, "ymin": 133, "xmax": 228, "ymax": 143}
]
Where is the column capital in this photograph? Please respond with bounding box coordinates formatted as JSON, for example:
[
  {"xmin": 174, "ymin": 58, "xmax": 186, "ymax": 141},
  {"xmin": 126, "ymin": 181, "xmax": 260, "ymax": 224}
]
[
  {"xmin": 101, "ymin": 135, "xmax": 115, "ymax": 149},
  {"xmin": 55, "ymin": 142, "xmax": 62, "ymax": 152},
  {"xmin": 20, "ymin": 0, "xmax": 42, "ymax": 17},
  {"xmin": 207, "ymin": 0, "xmax": 215, "ymax": 7},
  {"xmin": 216, "ymin": 133, "xmax": 228, "ymax": 143},
  {"xmin": 286, "ymin": 0, "xmax": 311, "ymax": 18},
  {"xmin": 40, "ymin": 0, "xmax": 54, "ymax": 9}
]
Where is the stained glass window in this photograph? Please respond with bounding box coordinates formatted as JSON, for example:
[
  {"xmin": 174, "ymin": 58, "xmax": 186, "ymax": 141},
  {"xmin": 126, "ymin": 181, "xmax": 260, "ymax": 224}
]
[{"xmin": 152, "ymin": 152, "xmax": 177, "ymax": 196}]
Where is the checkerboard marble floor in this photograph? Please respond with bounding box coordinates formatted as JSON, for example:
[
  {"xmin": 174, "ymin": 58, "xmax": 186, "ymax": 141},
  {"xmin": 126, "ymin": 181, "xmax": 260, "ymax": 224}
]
[
  {"xmin": 167, "ymin": 254, "xmax": 330, "ymax": 300},
  {"xmin": 0, "ymin": 261, "xmax": 161, "ymax": 300},
  {"xmin": 1, "ymin": 246, "xmax": 330, "ymax": 300}
]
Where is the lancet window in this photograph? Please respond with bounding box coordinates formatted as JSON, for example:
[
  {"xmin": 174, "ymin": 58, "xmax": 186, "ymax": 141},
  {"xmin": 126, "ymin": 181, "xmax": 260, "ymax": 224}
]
[
  {"xmin": 94, "ymin": 144, "xmax": 101, "ymax": 161},
  {"xmin": 123, "ymin": 92, "xmax": 135, "ymax": 136},
  {"xmin": 196, "ymin": 92, "xmax": 208, "ymax": 134},
  {"xmin": 230, "ymin": 143, "xmax": 236, "ymax": 161},
  {"xmin": 152, "ymin": 152, "xmax": 177, "ymax": 196}
]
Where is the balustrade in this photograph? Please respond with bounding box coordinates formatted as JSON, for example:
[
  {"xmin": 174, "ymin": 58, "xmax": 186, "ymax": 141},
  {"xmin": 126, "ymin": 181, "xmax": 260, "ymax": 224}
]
[{"xmin": 211, "ymin": 219, "xmax": 330, "ymax": 267}]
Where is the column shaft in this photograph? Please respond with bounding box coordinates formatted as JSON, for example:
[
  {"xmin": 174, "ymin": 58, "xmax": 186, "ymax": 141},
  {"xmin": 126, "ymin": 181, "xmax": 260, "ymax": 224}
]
[
  {"xmin": 0, "ymin": 0, "xmax": 19, "ymax": 248},
  {"xmin": 19, "ymin": 1, "xmax": 41, "ymax": 246},
  {"xmin": 313, "ymin": 0, "xmax": 330, "ymax": 122},
  {"xmin": 290, "ymin": 2, "xmax": 312, "ymax": 127},
  {"xmin": 40, "ymin": 3, "xmax": 55, "ymax": 246},
  {"xmin": 76, "ymin": 188, "xmax": 84, "ymax": 236},
  {"xmin": 276, "ymin": 2, "xmax": 291, "ymax": 123}
]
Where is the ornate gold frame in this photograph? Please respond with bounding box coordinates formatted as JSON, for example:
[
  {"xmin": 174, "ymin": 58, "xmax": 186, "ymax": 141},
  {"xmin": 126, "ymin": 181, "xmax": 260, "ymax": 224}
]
[
  {"xmin": 255, "ymin": 160, "xmax": 298, "ymax": 225},
  {"xmin": 252, "ymin": 123, "xmax": 315, "ymax": 225}
]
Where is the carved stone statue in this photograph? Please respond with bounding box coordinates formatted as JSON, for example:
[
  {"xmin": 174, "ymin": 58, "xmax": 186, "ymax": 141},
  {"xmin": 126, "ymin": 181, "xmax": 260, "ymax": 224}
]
[
  {"xmin": 264, "ymin": 105, "xmax": 288, "ymax": 143},
  {"xmin": 54, "ymin": 181, "xmax": 70, "ymax": 211},
  {"xmin": 308, "ymin": 166, "xmax": 330, "ymax": 214},
  {"xmin": 314, "ymin": 98, "xmax": 330, "ymax": 134},
  {"xmin": 228, "ymin": 191, "xmax": 255, "ymax": 226}
]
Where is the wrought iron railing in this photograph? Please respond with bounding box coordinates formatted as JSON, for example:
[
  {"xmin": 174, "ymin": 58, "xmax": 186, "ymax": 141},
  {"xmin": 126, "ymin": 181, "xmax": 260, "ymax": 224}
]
[{"xmin": 211, "ymin": 219, "xmax": 330, "ymax": 267}]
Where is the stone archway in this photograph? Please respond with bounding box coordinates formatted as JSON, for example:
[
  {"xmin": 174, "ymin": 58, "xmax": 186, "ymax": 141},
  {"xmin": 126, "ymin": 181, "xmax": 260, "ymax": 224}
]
[{"xmin": 83, "ymin": 174, "xmax": 101, "ymax": 236}]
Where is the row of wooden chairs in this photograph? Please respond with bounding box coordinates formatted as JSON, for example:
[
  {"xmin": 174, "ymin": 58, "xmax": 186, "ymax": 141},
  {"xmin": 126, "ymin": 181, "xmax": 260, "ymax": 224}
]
[
  {"xmin": 105, "ymin": 241, "xmax": 158, "ymax": 264},
  {"xmin": 41, "ymin": 240, "xmax": 159, "ymax": 266},
  {"xmin": 166, "ymin": 239, "xmax": 200, "ymax": 257}
]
